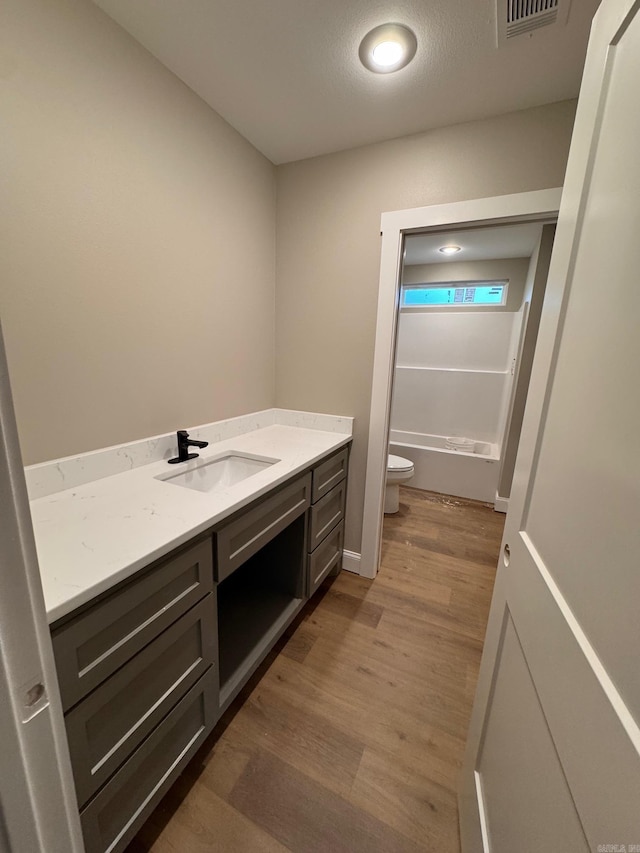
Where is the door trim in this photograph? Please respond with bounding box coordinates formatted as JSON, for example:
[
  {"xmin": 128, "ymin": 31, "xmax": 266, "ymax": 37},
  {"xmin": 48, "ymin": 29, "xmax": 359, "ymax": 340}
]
[
  {"xmin": 0, "ymin": 323, "xmax": 84, "ymax": 851},
  {"xmin": 360, "ymin": 188, "xmax": 563, "ymax": 579}
]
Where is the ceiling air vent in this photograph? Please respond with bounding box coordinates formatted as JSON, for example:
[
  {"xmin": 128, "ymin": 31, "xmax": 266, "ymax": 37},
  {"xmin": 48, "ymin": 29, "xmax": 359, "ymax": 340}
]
[{"xmin": 497, "ymin": 0, "xmax": 571, "ymax": 46}]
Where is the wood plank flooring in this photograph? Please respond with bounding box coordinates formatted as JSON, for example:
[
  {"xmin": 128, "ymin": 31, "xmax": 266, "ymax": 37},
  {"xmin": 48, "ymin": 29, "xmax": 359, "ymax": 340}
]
[{"xmin": 127, "ymin": 487, "xmax": 503, "ymax": 853}]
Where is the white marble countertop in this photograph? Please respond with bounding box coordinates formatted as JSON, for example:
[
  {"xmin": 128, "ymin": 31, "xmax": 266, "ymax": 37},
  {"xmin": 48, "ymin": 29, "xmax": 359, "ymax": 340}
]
[{"xmin": 30, "ymin": 420, "xmax": 351, "ymax": 623}]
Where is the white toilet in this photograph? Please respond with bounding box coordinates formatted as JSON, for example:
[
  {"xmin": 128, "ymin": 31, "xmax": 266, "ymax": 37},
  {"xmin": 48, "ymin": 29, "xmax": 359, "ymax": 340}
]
[{"xmin": 385, "ymin": 454, "xmax": 415, "ymax": 514}]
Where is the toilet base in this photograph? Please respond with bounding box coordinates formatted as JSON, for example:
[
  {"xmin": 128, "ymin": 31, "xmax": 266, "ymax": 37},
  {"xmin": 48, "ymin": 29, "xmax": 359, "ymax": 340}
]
[{"xmin": 384, "ymin": 483, "xmax": 400, "ymax": 514}]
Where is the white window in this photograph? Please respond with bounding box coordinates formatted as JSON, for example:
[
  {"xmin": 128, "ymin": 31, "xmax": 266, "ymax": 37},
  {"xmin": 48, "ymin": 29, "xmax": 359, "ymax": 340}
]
[{"xmin": 401, "ymin": 280, "xmax": 508, "ymax": 308}]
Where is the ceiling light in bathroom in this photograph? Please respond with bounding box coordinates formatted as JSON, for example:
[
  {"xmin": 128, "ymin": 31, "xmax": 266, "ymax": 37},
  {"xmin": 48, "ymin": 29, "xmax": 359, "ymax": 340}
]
[
  {"xmin": 439, "ymin": 245, "xmax": 462, "ymax": 255},
  {"xmin": 359, "ymin": 24, "xmax": 417, "ymax": 74},
  {"xmin": 372, "ymin": 41, "xmax": 404, "ymax": 67}
]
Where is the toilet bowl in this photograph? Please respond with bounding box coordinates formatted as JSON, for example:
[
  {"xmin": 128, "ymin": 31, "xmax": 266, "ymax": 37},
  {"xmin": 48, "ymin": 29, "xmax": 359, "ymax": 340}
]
[{"xmin": 385, "ymin": 454, "xmax": 415, "ymax": 514}]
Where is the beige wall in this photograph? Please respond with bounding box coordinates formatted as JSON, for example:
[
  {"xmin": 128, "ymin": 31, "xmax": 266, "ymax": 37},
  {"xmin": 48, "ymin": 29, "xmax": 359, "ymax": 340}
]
[
  {"xmin": 1, "ymin": 1, "xmax": 577, "ymax": 557},
  {"xmin": 1, "ymin": 0, "xmax": 276, "ymax": 464},
  {"xmin": 275, "ymin": 101, "xmax": 577, "ymax": 554}
]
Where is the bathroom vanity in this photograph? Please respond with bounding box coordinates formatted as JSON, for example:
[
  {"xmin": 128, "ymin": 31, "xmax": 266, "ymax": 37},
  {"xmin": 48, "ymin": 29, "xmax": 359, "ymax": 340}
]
[{"xmin": 28, "ymin": 411, "xmax": 351, "ymax": 853}]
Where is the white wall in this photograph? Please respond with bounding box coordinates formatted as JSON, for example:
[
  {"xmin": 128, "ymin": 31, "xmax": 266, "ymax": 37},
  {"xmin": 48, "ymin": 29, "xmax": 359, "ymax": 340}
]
[{"xmin": 1, "ymin": 0, "xmax": 276, "ymax": 465}]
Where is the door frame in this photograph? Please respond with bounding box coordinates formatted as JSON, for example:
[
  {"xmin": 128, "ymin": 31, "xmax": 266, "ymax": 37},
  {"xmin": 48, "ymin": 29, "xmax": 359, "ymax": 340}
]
[
  {"xmin": 360, "ymin": 188, "xmax": 563, "ymax": 579},
  {"xmin": 0, "ymin": 323, "xmax": 84, "ymax": 852}
]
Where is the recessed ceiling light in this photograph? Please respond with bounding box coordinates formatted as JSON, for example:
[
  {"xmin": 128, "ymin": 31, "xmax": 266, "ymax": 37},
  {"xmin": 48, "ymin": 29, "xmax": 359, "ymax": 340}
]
[
  {"xmin": 372, "ymin": 41, "xmax": 404, "ymax": 68},
  {"xmin": 439, "ymin": 245, "xmax": 462, "ymax": 255},
  {"xmin": 359, "ymin": 24, "xmax": 417, "ymax": 74}
]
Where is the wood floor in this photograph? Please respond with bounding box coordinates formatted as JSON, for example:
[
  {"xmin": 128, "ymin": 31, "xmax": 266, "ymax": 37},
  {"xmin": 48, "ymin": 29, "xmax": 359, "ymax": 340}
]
[{"xmin": 127, "ymin": 487, "xmax": 503, "ymax": 853}]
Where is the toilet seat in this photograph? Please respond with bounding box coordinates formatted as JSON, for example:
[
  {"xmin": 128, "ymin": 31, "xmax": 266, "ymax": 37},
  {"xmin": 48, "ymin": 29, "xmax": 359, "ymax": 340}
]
[{"xmin": 387, "ymin": 454, "xmax": 414, "ymax": 473}]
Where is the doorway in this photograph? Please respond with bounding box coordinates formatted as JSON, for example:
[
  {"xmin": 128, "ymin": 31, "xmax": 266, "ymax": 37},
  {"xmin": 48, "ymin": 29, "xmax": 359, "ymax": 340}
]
[
  {"xmin": 360, "ymin": 189, "xmax": 562, "ymax": 580},
  {"xmin": 387, "ymin": 220, "xmax": 555, "ymax": 517}
]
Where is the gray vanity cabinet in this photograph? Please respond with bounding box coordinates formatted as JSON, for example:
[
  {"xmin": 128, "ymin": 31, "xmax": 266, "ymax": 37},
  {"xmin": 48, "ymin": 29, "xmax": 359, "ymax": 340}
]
[
  {"xmin": 311, "ymin": 446, "xmax": 349, "ymax": 502},
  {"xmin": 50, "ymin": 536, "xmax": 218, "ymax": 853},
  {"xmin": 215, "ymin": 472, "xmax": 310, "ymax": 711},
  {"xmin": 51, "ymin": 443, "xmax": 350, "ymax": 853},
  {"xmin": 80, "ymin": 670, "xmax": 218, "ymax": 853},
  {"xmin": 308, "ymin": 520, "xmax": 344, "ymax": 596},
  {"xmin": 52, "ymin": 538, "xmax": 214, "ymax": 711},
  {"xmin": 65, "ymin": 595, "xmax": 216, "ymax": 804},
  {"xmin": 307, "ymin": 446, "xmax": 348, "ymax": 596},
  {"xmin": 215, "ymin": 473, "xmax": 310, "ymax": 582},
  {"xmin": 308, "ymin": 477, "xmax": 346, "ymax": 551}
]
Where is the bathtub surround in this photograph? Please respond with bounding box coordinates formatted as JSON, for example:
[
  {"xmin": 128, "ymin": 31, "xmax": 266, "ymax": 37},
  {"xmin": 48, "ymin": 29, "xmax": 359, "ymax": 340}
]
[
  {"xmin": 396, "ymin": 256, "xmax": 532, "ymax": 482},
  {"xmin": 391, "ymin": 309, "xmax": 521, "ymax": 442},
  {"xmin": 389, "ymin": 254, "xmax": 529, "ymax": 503}
]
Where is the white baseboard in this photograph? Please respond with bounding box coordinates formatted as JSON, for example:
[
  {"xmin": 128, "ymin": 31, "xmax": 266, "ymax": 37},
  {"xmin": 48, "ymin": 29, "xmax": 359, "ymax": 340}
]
[
  {"xmin": 342, "ymin": 550, "xmax": 361, "ymax": 574},
  {"xmin": 494, "ymin": 494, "xmax": 509, "ymax": 514}
]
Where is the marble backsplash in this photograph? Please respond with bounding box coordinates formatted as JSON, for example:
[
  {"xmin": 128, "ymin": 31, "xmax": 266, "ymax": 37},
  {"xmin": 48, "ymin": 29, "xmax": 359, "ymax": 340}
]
[{"xmin": 25, "ymin": 409, "xmax": 353, "ymax": 501}]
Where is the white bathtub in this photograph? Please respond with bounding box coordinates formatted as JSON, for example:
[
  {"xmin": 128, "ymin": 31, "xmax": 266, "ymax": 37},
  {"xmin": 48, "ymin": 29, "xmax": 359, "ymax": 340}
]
[{"xmin": 389, "ymin": 429, "xmax": 500, "ymax": 504}]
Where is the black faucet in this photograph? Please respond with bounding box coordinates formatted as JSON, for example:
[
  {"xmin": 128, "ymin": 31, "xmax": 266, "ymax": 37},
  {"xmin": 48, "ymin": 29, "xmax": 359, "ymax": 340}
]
[{"xmin": 168, "ymin": 430, "xmax": 209, "ymax": 464}]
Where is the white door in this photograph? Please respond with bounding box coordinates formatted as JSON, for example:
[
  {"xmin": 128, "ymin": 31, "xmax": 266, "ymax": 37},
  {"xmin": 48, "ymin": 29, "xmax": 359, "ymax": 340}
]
[
  {"xmin": 459, "ymin": 0, "xmax": 640, "ymax": 850},
  {"xmin": 0, "ymin": 324, "xmax": 83, "ymax": 852}
]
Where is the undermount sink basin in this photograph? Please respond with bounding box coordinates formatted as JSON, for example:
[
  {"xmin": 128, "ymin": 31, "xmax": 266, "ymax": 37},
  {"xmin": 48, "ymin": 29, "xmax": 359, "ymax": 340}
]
[{"xmin": 157, "ymin": 452, "xmax": 279, "ymax": 494}]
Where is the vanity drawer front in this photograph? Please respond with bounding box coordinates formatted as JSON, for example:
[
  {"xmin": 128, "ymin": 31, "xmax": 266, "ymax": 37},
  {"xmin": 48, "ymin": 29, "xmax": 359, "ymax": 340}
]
[
  {"xmin": 216, "ymin": 474, "xmax": 311, "ymax": 582},
  {"xmin": 66, "ymin": 595, "xmax": 217, "ymax": 806},
  {"xmin": 308, "ymin": 479, "xmax": 346, "ymax": 552},
  {"xmin": 52, "ymin": 538, "xmax": 213, "ymax": 711},
  {"xmin": 308, "ymin": 521, "xmax": 343, "ymax": 596},
  {"xmin": 311, "ymin": 447, "xmax": 348, "ymax": 503},
  {"xmin": 80, "ymin": 668, "xmax": 217, "ymax": 853}
]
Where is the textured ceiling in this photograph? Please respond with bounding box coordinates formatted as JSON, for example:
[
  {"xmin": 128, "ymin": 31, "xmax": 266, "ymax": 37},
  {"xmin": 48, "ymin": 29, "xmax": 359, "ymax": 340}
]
[
  {"xmin": 404, "ymin": 223, "xmax": 544, "ymax": 265},
  {"xmin": 92, "ymin": 0, "xmax": 601, "ymax": 164}
]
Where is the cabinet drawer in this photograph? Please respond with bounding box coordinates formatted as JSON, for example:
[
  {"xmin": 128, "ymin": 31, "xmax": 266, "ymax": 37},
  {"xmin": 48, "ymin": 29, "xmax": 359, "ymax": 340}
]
[
  {"xmin": 216, "ymin": 474, "xmax": 310, "ymax": 583},
  {"xmin": 308, "ymin": 521, "xmax": 343, "ymax": 596},
  {"xmin": 52, "ymin": 538, "xmax": 213, "ymax": 711},
  {"xmin": 80, "ymin": 668, "xmax": 216, "ymax": 853},
  {"xmin": 311, "ymin": 447, "xmax": 348, "ymax": 503},
  {"xmin": 308, "ymin": 480, "xmax": 346, "ymax": 552},
  {"xmin": 66, "ymin": 595, "xmax": 217, "ymax": 806}
]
